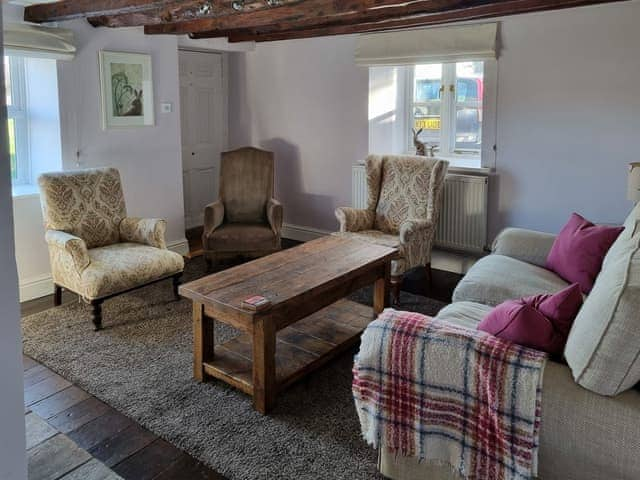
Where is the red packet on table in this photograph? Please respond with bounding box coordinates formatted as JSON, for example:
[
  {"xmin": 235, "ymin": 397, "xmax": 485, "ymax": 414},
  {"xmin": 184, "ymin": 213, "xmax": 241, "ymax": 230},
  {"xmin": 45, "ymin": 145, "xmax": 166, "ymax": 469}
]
[{"xmin": 241, "ymin": 295, "xmax": 272, "ymax": 312}]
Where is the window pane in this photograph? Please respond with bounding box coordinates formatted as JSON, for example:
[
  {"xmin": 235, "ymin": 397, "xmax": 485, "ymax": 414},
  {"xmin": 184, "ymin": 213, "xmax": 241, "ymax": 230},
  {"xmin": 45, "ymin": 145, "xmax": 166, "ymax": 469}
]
[
  {"xmin": 455, "ymin": 62, "xmax": 483, "ymax": 152},
  {"xmin": 7, "ymin": 118, "xmax": 17, "ymax": 181},
  {"xmin": 412, "ymin": 64, "xmax": 442, "ymax": 146},
  {"xmin": 4, "ymin": 56, "xmax": 11, "ymax": 106}
]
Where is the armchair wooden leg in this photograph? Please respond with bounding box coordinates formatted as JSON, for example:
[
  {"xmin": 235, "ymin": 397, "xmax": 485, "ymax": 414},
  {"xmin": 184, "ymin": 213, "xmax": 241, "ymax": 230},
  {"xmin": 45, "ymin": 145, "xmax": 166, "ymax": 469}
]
[
  {"xmin": 91, "ymin": 300, "xmax": 103, "ymax": 331},
  {"xmin": 54, "ymin": 284, "xmax": 62, "ymax": 307},
  {"xmin": 172, "ymin": 273, "xmax": 182, "ymax": 301},
  {"xmin": 390, "ymin": 275, "xmax": 402, "ymax": 306},
  {"xmin": 425, "ymin": 263, "xmax": 433, "ymax": 285}
]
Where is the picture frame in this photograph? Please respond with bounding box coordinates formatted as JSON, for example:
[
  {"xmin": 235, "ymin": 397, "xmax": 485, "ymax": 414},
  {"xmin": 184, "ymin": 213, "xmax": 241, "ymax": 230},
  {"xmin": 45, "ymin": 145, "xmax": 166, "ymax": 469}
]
[{"xmin": 99, "ymin": 50, "xmax": 154, "ymax": 129}]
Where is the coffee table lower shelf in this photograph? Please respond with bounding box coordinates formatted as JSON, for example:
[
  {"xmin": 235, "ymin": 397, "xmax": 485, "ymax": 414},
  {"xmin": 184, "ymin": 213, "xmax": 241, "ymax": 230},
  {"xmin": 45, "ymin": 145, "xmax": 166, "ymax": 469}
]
[{"xmin": 201, "ymin": 299, "xmax": 374, "ymax": 396}]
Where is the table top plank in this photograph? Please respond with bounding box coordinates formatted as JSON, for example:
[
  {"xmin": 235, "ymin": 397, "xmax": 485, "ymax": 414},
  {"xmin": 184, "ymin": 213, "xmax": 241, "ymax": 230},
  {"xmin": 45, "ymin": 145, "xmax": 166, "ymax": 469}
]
[{"xmin": 179, "ymin": 236, "xmax": 396, "ymax": 316}]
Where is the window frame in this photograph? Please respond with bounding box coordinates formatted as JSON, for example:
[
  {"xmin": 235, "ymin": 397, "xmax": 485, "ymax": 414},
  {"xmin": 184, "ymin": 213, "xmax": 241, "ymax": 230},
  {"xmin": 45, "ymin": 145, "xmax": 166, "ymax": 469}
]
[
  {"xmin": 5, "ymin": 55, "xmax": 31, "ymax": 186},
  {"xmin": 405, "ymin": 61, "xmax": 483, "ymax": 163}
]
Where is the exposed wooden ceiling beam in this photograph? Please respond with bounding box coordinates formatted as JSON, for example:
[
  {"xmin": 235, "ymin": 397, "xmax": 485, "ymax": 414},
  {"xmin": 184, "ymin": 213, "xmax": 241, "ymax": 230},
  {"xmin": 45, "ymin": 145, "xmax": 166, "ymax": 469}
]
[
  {"xmin": 143, "ymin": 0, "xmax": 481, "ymax": 35},
  {"xmin": 88, "ymin": 0, "xmax": 304, "ymax": 28},
  {"xmin": 191, "ymin": 0, "xmax": 627, "ymax": 43},
  {"xmin": 23, "ymin": 0, "xmax": 296, "ymax": 24},
  {"xmin": 24, "ymin": 0, "xmax": 166, "ymax": 23}
]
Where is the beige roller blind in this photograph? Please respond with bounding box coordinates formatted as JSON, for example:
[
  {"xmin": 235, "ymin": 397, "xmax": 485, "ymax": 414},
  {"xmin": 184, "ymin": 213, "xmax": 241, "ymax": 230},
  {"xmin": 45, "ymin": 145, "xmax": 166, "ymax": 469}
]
[
  {"xmin": 355, "ymin": 23, "xmax": 498, "ymax": 66},
  {"xmin": 3, "ymin": 23, "xmax": 76, "ymax": 60}
]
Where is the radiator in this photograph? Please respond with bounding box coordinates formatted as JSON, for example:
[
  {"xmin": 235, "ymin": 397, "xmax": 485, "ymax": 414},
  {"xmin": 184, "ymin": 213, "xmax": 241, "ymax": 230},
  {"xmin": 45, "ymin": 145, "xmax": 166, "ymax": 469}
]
[{"xmin": 351, "ymin": 164, "xmax": 489, "ymax": 253}]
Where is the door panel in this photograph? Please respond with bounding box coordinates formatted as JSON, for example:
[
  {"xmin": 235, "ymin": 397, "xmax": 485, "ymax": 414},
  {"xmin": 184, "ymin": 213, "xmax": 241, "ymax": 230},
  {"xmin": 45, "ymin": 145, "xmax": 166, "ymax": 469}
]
[{"xmin": 179, "ymin": 50, "xmax": 224, "ymax": 230}]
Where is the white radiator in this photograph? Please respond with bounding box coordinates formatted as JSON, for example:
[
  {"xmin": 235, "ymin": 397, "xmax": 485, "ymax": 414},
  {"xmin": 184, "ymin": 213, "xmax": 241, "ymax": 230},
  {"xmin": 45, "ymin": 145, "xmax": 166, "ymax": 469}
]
[{"xmin": 351, "ymin": 164, "xmax": 489, "ymax": 253}]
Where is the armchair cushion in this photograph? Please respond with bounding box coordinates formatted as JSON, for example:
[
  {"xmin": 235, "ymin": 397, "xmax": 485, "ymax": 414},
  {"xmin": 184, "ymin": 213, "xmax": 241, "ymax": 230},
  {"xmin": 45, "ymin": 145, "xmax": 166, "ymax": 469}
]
[
  {"xmin": 39, "ymin": 168, "xmax": 127, "ymax": 249},
  {"xmin": 119, "ymin": 217, "xmax": 167, "ymax": 249},
  {"xmin": 204, "ymin": 224, "xmax": 278, "ymax": 253},
  {"xmin": 335, "ymin": 207, "xmax": 374, "ymax": 233},
  {"xmin": 45, "ymin": 230, "xmax": 91, "ymax": 274},
  {"xmin": 56, "ymin": 243, "xmax": 184, "ymax": 300}
]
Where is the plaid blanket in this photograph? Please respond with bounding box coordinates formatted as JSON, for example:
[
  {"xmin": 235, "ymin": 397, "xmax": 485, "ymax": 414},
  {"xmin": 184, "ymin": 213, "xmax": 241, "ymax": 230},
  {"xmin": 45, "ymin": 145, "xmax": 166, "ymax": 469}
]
[{"xmin": 353, "ymin": 309, "xmax": 547, "ymax": 480}]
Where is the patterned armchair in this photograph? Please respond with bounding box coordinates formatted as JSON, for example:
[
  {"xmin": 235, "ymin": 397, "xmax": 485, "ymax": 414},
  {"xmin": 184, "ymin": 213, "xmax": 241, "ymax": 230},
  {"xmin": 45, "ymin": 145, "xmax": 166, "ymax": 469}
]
[
  {"xmin": 334, "ymin": 155, "xmax": 448, "ymax": 304},
  {"xmin": 202, "ymin": 147, "xmax": 283, "ymax": 268},
  {"xmin": 38, "ymin": 168, "xmax": 185, "ymax": 330}
]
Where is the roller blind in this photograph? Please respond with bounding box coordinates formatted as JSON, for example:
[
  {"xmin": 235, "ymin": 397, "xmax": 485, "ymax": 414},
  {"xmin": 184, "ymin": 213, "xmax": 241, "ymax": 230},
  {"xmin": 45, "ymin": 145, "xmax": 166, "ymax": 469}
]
[
  {"xmin": 355, "ymin": 23, "xmax": 498, "ymax": 66},
  {"xmin": 3, "ymin": 23, "xmax": 76, "ymax": 60}
]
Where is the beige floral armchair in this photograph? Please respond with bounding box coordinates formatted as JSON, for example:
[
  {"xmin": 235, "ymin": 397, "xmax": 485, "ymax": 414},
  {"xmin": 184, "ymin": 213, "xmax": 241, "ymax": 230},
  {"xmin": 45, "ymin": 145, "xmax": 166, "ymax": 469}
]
[
  {"xmin": 334, "ymin": 155, "xmax": 448, "ymax": 304},
  {"xmin": 38, "ymin": 168, "xmax": 184, "ymax": 330},
  {"xmin": 202, "ymin": 147, "xmax": 283, "ymax": 269}
]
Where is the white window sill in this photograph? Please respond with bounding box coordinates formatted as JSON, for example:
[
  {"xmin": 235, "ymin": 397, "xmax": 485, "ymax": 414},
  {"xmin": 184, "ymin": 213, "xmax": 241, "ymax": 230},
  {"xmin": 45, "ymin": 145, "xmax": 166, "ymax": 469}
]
[{"xmin": 12, "ymin": 184, "xmax": 40, "ymax": 198}]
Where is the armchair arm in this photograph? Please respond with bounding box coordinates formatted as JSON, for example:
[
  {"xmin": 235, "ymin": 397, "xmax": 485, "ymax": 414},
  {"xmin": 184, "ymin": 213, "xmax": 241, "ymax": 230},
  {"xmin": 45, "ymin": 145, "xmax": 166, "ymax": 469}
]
[
  {"xmin": 45, "ymin": 230, "xmax": 91, "ymax": 273},
  {"xmin": 266, "ymin": 198, "xmax": 283, "ymax": 236},
  {"xmin": 399, "ymin": 219, "xmax": 435, "ymax": 245},
  {"xmin": 119, "ymin": 217, "xmax": 167, "ymax": 249},
  {"xmin": 203, "ymin": 200, "xmax": 225, "ymax": 238},
  {"xmin": 492, "ymin": 227, "xmax": 557, "ymax": 267},
  {"xmin": 335, "ymin": 207, "xmax": 374, "ymax": 232}
]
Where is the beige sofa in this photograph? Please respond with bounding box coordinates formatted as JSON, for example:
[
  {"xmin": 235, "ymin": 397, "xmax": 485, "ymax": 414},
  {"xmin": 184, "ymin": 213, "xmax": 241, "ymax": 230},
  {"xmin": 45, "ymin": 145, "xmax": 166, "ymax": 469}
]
[{"xmin": 381, "ymin": 203, "xmax": 640, "ymax": 480}]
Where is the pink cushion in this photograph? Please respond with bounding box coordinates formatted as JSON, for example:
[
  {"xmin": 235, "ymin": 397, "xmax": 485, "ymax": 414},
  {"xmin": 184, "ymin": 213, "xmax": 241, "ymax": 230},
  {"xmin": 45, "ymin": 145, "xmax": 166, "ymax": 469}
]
[
  {"xmin": 477, "ymin": 283, "xmax": 583, "ymax": 355},
  {"xmin": 546, "ymin": 213, "xmax": 624, "ymax": 294}
]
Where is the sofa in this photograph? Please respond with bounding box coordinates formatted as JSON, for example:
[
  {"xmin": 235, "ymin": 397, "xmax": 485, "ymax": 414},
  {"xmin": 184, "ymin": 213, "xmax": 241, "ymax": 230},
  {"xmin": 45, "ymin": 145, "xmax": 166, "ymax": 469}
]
[{"xmin": 380, "ymin": 203, "xmax": 640, "ymax": 480}]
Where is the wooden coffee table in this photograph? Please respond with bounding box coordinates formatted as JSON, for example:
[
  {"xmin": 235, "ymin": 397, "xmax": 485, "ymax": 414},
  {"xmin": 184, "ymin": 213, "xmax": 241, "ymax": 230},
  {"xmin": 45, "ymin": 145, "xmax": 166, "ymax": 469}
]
[{"xmin": 179, "ymin": 236, "xmax": 397, "ymax": 413}]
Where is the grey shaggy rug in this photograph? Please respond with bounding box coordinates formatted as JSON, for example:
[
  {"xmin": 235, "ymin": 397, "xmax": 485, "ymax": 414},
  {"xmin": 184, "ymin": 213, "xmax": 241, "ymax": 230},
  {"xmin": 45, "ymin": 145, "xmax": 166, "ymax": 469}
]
[{"xmin": 22, "ymin": 258, "xmax": 448, "ymax": 480}]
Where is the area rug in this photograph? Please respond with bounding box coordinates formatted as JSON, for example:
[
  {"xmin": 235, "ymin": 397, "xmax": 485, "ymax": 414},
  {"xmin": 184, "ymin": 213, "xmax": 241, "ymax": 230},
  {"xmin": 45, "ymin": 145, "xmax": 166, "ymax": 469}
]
[{"xmin": 22, "ymin": 257, "xmax": 450, "ymax": 480}]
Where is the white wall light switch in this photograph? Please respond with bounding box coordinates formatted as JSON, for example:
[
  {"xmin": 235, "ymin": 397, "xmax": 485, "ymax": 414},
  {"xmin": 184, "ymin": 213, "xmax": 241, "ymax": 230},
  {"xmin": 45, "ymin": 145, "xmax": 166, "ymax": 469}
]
[{"xmin": 160, "ymin": 102, "xmax": 173, "ymax": 113}]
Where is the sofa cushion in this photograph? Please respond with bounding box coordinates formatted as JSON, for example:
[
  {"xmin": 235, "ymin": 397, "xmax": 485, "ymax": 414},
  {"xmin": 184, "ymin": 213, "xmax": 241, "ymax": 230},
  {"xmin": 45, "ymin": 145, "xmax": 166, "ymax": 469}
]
[
  {"xmin": 565, "ymin": 203, "xmax": 640, "ymax": 395},
  {"xmin": 55, "ymin": 243, "xmax": 184, "ymax": 300},
  {"xmin": 452, "ymin": 254, "xmax": 569, "ymax": 306},
  {"xmin": 478, "ymin": 283, "xmax": 583, "ymax": 356},
  {"xmin": 546, "ymin": 213, "xmax": 624, "ymax": 294},
  {"xmin": 434, "ymin": 301, "xmax": 492, "ymax": 329}
]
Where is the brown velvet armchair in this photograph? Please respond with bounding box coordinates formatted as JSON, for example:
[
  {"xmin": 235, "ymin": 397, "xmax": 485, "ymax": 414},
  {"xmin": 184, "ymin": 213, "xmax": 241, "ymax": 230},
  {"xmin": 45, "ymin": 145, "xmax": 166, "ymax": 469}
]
[{"xmin": 202, "ymin": 147, "xmax": 283, "ymax": 269}]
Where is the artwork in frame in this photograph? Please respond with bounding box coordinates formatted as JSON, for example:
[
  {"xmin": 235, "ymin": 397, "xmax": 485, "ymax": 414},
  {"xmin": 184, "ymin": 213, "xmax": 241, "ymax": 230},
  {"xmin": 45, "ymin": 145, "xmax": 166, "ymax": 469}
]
[{"xmin": 99, "ymin": 50, "xmax": 154, "ymax": 129}]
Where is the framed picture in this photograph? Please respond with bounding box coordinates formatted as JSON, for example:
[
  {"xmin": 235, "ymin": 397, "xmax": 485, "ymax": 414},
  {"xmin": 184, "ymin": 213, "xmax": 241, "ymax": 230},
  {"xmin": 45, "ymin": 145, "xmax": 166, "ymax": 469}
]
[{"xmin": 99, "ymin": 50, "xmax": 154, "ymax": 129}]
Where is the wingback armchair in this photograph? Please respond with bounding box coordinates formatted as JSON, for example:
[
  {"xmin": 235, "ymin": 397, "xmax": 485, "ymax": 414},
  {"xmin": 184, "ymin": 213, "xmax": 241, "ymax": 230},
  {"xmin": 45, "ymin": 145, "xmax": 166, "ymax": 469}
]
[
  {"xmin": 202, "ymin": 147, "xmax": 283, "ymax": 269},
  {"xmin": 38, "ymin": 168, "xmax": 185, "ymax": 331},
  {"xmin": 334, "ymin": 155, "xmax": 448, "ymax": 304}
]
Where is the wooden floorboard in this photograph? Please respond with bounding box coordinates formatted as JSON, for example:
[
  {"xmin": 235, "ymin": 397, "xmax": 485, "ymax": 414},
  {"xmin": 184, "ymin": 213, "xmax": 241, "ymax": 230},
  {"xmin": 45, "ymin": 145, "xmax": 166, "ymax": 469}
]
[
  {"xmin": 111, "ymin": 439, "xmax": 183, "ymax": 480},
  {"xmin": 88, "ymin": 424, "xmax": 156, "ymax": 468},
  {"xmin": 30, "ymin": 386, "xmax": 91, "ymax": 420}
]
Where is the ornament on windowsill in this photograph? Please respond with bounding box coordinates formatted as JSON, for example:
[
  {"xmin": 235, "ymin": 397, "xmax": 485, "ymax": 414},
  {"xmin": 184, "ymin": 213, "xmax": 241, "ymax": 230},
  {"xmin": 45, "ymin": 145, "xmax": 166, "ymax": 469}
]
[{"xmin": 412, "ymin": 128, "xmax": 438, "ymax": 158}]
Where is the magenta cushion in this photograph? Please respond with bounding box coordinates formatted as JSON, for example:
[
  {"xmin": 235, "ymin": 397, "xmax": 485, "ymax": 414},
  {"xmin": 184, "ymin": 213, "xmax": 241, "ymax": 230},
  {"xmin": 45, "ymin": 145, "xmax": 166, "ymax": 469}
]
[
  {"xmin": 477, "ymin": 283, "xmax": 583, "ymax": 355},
  {"xmin": 546, "ymin": 213, "xmax": 624, "ymax": 293}
]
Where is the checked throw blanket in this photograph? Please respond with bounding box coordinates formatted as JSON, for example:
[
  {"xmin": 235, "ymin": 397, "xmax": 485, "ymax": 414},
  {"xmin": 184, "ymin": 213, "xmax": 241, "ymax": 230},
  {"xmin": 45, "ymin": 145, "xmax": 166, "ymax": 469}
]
[{"xmin": 353, "ymin": 309, "xmax": 547, "ymax": 480}]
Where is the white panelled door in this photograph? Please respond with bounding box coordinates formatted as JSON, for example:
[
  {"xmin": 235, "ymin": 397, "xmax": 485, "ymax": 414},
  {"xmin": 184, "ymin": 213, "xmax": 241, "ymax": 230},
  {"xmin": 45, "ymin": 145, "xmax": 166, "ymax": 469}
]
[{"xmin": 179, "ymin": 50, "xmax": 225, "ymax": 229}]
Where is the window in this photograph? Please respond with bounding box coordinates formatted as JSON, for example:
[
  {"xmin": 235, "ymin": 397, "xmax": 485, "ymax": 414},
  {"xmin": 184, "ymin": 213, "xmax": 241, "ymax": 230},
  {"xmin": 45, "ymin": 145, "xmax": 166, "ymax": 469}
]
[
  {"xmin": 5, "ymin": 56, "xmax": 29, "ymax": 185},
  {"xmin": 369, "ymin": 60, "xmax": 495, "ymax": 170},
  {"xmin": 409, "ymin": 61, "xmax": 484, "ymax": 159},
  {"xmin": 3, "ymin": 54, "xmax": 62, "ymax": 193}
]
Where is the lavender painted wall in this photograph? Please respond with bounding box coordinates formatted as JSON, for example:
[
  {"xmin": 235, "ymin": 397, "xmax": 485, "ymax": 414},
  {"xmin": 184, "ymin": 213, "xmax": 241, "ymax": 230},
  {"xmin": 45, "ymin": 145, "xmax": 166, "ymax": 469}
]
[
  {"xmin": 229, "ymin": 35, "xmax": 369, "ymax": 231},
  {"xmin": 229, "ymin": 1, "xmax": 640, "ymax": 239}
]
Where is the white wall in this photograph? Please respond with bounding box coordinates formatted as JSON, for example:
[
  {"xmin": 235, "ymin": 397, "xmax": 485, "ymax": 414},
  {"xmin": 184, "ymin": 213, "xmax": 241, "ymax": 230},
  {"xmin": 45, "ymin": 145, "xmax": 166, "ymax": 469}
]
[
  {"xmin": 0, "ymin": 8, "xmax": 28, "ymax": 480},
  {"xmin": 229, "ymin": 1, "xmax": 640, "ymax": 239}
]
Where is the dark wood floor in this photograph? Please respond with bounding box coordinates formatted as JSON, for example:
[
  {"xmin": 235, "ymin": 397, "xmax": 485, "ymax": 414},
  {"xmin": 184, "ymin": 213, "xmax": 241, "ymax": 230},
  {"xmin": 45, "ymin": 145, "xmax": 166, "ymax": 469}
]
[{"xmin": 23, "ymin": 292, "xmax": 226, "ymax": 480}]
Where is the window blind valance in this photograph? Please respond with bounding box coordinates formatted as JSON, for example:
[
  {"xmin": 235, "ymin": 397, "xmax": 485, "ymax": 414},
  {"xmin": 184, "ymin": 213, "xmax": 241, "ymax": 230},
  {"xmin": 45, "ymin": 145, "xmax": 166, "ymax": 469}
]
[
  {"xmin": 3, "ymin": 23, "xmax": 76, "ymax": 60},
  {"xmin": 355, "ymin": 23, "xmax": 498, "ymax": 66}
]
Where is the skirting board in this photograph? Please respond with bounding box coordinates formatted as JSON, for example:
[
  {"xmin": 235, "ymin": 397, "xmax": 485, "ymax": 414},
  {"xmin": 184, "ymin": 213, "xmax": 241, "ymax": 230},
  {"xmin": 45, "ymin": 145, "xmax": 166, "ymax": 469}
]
[
  {"xmin": 282, "ymin": 223, "xmax": 329, "ymax": 242},
  {"xmin": 18, "ymin": 238, "xmax": 190, "ymax": 302}
]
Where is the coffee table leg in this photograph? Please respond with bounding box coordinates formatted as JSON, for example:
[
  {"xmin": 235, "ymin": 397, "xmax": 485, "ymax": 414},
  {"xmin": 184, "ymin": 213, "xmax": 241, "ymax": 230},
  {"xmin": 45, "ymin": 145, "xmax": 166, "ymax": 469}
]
[
  {"xmin": 253, "ymin": 319, "xmax": 276, "ymax": 414},
  {"xmin": 373, "ymin": 261, "xmax": 391, "ymax": 315},
  {"xmin": 193, "ymin": 302, "xmax": 214, "ymax": 382}
]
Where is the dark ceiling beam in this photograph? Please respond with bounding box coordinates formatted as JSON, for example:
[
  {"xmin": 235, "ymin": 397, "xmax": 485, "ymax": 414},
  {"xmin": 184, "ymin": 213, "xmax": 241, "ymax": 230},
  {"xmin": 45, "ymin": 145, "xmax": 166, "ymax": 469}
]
[
  {"xmin": 143, "ymin": 0, "xmax": 470, "ymax": 35},
  {"xmin": 24, "ymin": 0, "xmax": 168, "ymax": 23},
  {"xmin": 218, "ymin": 0, "xmax": 628, "ymax": 42},
  {"xmin": 89, "ymin": 0, "xmax": 304, "ymax": 28}
]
